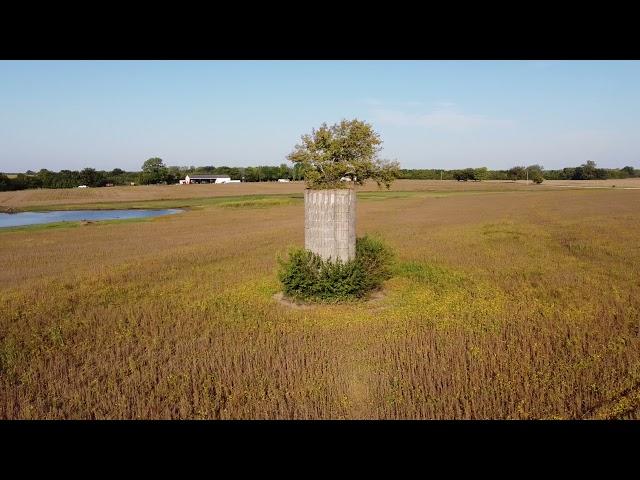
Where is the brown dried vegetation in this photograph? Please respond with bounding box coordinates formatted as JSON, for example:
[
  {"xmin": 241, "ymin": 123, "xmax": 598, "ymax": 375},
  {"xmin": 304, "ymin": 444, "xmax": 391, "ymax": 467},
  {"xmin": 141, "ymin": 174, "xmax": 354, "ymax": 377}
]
[{"xmin": 1, "ymin": 181, "xmax": 640, "ymax": 418}]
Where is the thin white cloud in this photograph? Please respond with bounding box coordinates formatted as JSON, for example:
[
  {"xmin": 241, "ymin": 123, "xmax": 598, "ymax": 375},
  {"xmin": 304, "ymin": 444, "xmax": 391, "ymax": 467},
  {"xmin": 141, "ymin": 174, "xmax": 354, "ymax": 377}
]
[
  {"xmin": 434, "ymin": 101, "xmax": 456, "ymax": 109},
  {"xmin": 360, "ymin": 98, "xmax": 424, "ymax": 108},
  {"xmin": 401, "ymin": 101, "xmax": 424, "ymax": 107},
  {"xmin": 362, "ymin": 98, "xmax": 384, "ymax": 106},
  {"xmin": 371, "ymin": 107, "xmax": 512, "ymax": 130}
]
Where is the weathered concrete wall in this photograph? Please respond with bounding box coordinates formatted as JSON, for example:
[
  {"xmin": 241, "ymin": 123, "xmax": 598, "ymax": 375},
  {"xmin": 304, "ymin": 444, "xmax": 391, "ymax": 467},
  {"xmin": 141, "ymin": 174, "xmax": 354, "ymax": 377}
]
[{"xmin": 304, "ymin": 189, "xmax": 356, "ymax": 262}]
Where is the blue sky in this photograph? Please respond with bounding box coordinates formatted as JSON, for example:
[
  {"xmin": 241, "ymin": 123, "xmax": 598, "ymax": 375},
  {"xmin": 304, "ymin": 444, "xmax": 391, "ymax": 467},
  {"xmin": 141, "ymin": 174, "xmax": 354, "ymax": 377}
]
[{"xmin": 1, "ymin": 60, "xmax": 639, "ymax": 172}]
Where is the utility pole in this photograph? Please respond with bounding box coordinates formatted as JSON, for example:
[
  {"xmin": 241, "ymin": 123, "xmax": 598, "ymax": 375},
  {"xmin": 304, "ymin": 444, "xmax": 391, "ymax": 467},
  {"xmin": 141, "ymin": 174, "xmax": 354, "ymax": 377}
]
[{"xmin": 526, "ymin": 168, "xmax": 529, "ymax": 184}]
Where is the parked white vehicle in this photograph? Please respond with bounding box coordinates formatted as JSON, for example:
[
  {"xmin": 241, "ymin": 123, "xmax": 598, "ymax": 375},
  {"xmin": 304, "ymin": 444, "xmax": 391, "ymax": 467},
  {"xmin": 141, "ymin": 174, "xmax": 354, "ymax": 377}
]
[{"xmin": 78, "ymin": 185, "xmax": 88, "ymax": 188}]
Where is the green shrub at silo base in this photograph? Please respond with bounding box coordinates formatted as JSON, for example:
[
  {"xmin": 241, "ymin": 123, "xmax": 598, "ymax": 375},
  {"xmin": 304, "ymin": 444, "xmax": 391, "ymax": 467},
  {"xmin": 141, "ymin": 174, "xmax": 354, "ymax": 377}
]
[{"xmin": 278, "ymin": 235, "xmax": 394, "ymax": 303}]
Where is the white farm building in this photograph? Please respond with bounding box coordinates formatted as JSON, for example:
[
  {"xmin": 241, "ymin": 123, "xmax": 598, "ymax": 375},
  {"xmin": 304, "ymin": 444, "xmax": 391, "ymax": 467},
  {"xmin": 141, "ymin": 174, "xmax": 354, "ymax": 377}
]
[{"xmin": 183, "ymin": 175, "xmax": 239, "ymax": 184}]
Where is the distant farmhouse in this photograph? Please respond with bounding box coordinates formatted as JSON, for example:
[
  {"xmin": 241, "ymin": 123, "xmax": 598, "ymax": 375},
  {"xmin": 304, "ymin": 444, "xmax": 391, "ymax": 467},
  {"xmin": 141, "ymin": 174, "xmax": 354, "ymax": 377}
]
[{"xmin": 181, "ymin": 174, "xmax": 240, "ymax": 184}]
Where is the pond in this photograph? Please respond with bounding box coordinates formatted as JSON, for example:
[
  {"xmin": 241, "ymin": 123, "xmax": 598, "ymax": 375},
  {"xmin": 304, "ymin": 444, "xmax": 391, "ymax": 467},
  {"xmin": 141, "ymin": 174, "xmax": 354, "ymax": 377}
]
[{"xmin": 0, "ymin": 209, "xmax": 184, "ymax": 228}]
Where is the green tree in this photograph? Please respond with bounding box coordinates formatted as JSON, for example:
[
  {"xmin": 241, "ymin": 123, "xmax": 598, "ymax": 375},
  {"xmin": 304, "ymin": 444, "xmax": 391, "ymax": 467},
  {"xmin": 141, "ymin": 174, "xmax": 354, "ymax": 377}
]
[
  {"xmin": 140, "ymin": 157, "xmax": 168, "ymax": 184},
  {"xmin": 474, "ymin": 167, "xmax": 488, "ymax": 181},
  {"xmin": 572, "ymin": 160, "xmax": 599, "ymax": 180},
  {"xmin": 463, "ymin": 168, "xmax": 475, "ymax": 180},
  {"xmin": 287, "ymin": 119, "xmax": 400, "ymax": 189},
  {"xmin": 278, "ymin": 163, "xmax": 291, "ymax": 179},
  {"xmin": 11, "ymin": 173, "xmax": 33, "ymax": 190},
  {"xmin": 530, "ymin": 171, "xmax": 544, "ymax": 184},
  {"xmin": 594, "ymin": 168, "xmax": 609, "ymax": 179},
  {"xmin": 166, "ymin": 166, "xmax": 184, "ymax": 184},
  {"xmin": 508, "ymin": 166, "xmax": 526, "ymax": 181},
  {"xmin": 621, "ymin": 166, "xmax": 636, "ymax": 178},
  {"xmin": 244, "ymin": 167, "xmax": 259, "ymax": 182},
  {"xmin": 0, "ymin": 173, "xmax": 13, "ymax": 191},
  {"xmin": 453, "ymin": 170, "xmax": 468, "ymax": 181},
  {"xmin": 525, "ymin": 164, "xmax": 544, "ymax": 183},
  {"xmin": 527, "ymin": 164, "xmax": 544, "ymax": 175},
  {"xmin": 292, "ymin": 163, "xmax": 304, "ymax": 181},
  {"xmin": 79, "ymin": 168, "xmax": 106, "ymax": 187},
  {"xmin": 142, "ymin": 157, "xmax": 165, "ymax": 172},
  {"xmin": 582, "ymin": 160, "xmax": 597, "ymax": 179}
]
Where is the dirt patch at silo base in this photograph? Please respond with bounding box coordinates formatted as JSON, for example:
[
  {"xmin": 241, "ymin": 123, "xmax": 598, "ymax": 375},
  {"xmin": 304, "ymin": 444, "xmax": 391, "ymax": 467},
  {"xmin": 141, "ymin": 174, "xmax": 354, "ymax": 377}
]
[{"xmin": 272, "ymin": 290, "xmax": 386, "ymax": 309}]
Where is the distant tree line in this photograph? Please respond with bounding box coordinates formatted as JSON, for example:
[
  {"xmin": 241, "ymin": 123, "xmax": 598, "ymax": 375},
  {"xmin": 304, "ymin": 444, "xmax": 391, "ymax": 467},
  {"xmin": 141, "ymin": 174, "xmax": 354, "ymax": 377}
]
[
  {"xmin": 399, "ymin": 161, "xmax": 638, "ymax": 184},
  {"xmin": 0, "ymin": 158, "xmax": 304, "ymax": 191},
  {"xmin": 0, "ymin": 168, "xmax": 130, "ymax": 191},
  {"xmin": 1, "ymin": 158, "xmax": 638, "ymax": 191},
  {"xmin": 540, "ymin": 161, "xmax": 637, "ymax": 180}
]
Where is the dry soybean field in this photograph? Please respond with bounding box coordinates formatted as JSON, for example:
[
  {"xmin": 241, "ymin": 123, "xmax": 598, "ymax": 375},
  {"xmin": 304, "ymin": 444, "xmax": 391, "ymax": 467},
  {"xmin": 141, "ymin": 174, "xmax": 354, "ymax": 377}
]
[{"xmin": 1, "ymin": 180, "xmax": 640, "ymax": 419}]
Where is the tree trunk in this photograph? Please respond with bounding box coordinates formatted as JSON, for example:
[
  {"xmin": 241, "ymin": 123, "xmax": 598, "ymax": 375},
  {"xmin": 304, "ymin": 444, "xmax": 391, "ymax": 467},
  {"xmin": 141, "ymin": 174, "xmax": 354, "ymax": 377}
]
[{"xmin": 304, "ymin": 188, "xmax": 356, "ymax": 262}]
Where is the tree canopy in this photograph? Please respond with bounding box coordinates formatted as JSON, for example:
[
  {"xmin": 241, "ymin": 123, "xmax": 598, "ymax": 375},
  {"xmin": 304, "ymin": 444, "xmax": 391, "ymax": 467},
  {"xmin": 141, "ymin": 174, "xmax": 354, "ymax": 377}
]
[
  {"xmin": 142, "ymin": 157, "xmax": 165, "ymax": 173},
  {"xmin": 287, "ymin": 119, "xmax": 400, "ymax": 190},
  {"xmin": 140, "ymin": 157, "xmax": 168, "ymax": 184}
]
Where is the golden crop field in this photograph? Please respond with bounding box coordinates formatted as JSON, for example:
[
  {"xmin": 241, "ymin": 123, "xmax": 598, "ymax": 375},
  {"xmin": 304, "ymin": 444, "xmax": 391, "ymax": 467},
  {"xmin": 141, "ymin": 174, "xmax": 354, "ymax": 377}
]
[
  {"xmin": 1, "ymin": 180, "xmax": 640, "ymax": 419},
  {"xmin": 0, "ymin": 179, "xmax": 529, "ymax": 211}
]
